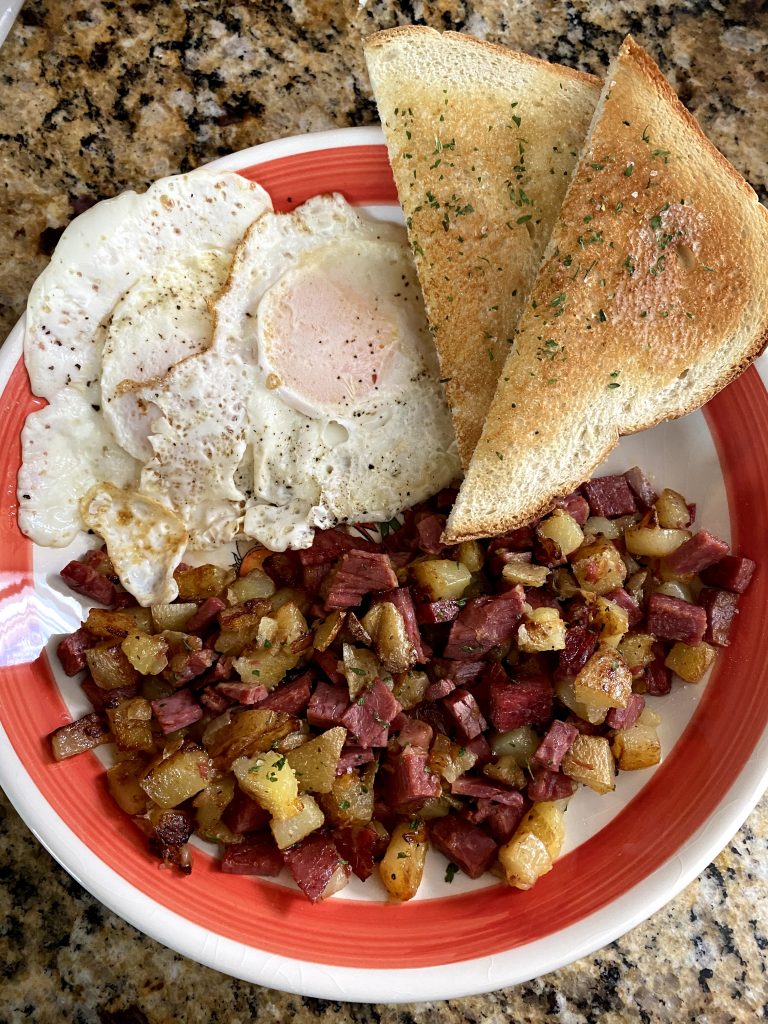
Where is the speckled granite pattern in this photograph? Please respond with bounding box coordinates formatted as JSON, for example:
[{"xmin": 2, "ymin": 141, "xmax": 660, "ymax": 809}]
[{"xmin": 1, "ymin": 0, "xmax": 767, "ymax": 1019}]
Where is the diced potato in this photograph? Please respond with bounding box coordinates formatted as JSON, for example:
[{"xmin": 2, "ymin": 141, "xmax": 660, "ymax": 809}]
[
  {"xmin": 664, "ymin": 641, "xmax": 717, "ymax": 683},
  {"xmin": 193, "ymin": 775, "xmax": 241, "ymax": 844},
  {"xmin": 586, "ymin": 596, "xmax": 629, "ymax": 646},
  {"xmin": 343, "ymin": 611, "xmax": 372, "ymax": 646},
  {"xmin": 655, "ymin": 488, "xmax": 691, "ymax": 529},
  {"xmin": 428, "ymin": 734, "xmax": 478, "ymax": 784},
  {"xmin": 272, "ymin": 722, "xmax": 311, "ymax": 754},
  {"xmin": 583, "ymin": 515, "xmax": 621, "ymax": 541},
  {"xmin": 285, "ymin": 726, "xmax": 347, "ymax": 793},
  {"xmin": 379, "ymin": 820, "xmax": 428, "ymax": 901},
  {"xmin": 639, "ymin": 705, "xmax": 662, "ymax": 727},
  {"xmin": 107, "ymin": 756, "xmax": 150, "ymax": 815},
  {"xmin": 175, "ymin": 564, "xmax": 235, "ymax": 600},
  {"xmin": 538, "ymin": 509, "xmax": 584, "ymax": 556},
  {"xmin": 151, "ymin": 603, "xmax": 198, "ymax": 632},
  {"xmin": 501, "ymin": 562, "xmax": 550, "ymax": 587},
  {"xmin": 499, "ymin": 830, "xmax": 552, "ymax": 890},
  {"xmin": 360, "ymin": 604, "xmax": 383, "ymax": 640},
  {"xmin": 215, "ymin": 600, "xmax": 271, "ymax": 655},
  {"xmin": 233, "ymin": 643, "xmax": 301, "ymax": 691},
  {"xmin": 233, "ymin": 750, "xmax": 303, "ymax": 821},
  {"xmin": 205, "ymin": 708, "xmax": 295, "ymax": 767},
  {"xmin": 121, "ymin": 632, "xmax": 169, "ymax": 675},
  {"xmin": 107, "ymin": 697, "xmax": 154, "ymax": 752},
  {"xmin": 369, "ymin": 601, "xmax": 417, "ymax": 674},
  {"xmin": 490, "ymin": 725, "xmax": 540, "ymax": 765},
  {"xmin": 519, "ymin": 801, "xmax": 566, "ymax": 859},
  {"xmin": 611, "ymin": 721, "xmax": 661, "ymax": 770},
  {"xmin": 274, "ymin": 601, "xmax": 310, "ymax": 649},
  {"xmin": 550, "ymin": 568, "xmax": 581, "ymax": 599},
  {"xmin": 571, "ymin": 536, "xmax": 627, "ymax": 595},
  {"xmin": 517, "ymin": 607, "xmax": 567, "ymax": 652},
  {"xmin": 270, "ymin": 586, "xmax": 312, "ymax": 615},
  {"xmin": 411, "ymin": 559, "xmax": 471, "ymax": 601},
  {"xmin": 416, "ymin": 795, "xmax": 461, "ymax": 820},
  {"xmin": 625, "ymin": 570, "xmax": 648, "ymax": 604},
  {"xmin": 652, "ymin": 580, "xmax": 693, "ymax": 602},
  {"xmin": 313, "ymin": 609, "xmax": 346, "ymax": 652},
  {"xmin": 342, "ymin": 644, "xmax": 386, "ymax": 699},
  {"xmin": 624, "ymin": 523, "xmax": 691, "ymax": 558},
  {"xmin": 227, "ymin": 568, "xmax": 276, "ymax": 605},
  {"xmin": 85, "ymin": 608, "xmax": 149, "ymax": 640},
  {"xmin": 85, "ymin": 642, "xmax": 140, "ymax": 690},
  {"xmin": 392, "ymin": 670, "xmax": 429, "ymax": 711},
  {"xmin": 554, "ymin": 679, "xmax": 608, "ymax": 725},
  {"xmin": 318, "ymin": 761, "xmax": 377, "ymax": 827},
  {"xmin": 574, "ymin": 643, "xmax": 632, "ymax": 709},
  {"xmin": 561, "ymin": 734, "xmax": 616, "ymax": 794},
  {"xmin": 270, "ymin": 793, "xmax": 325, "ymax": 849},
  {"xmin": 483, "ymin": 754, "xmax": 526, "ymax": 789},
  {"xmin": 140, "ymin": 748, "xmax": 210, "ymax": 808},
  {"xmin": 618, "ymin": 632, "xmax": 656, "ymax": 670},
  {"xmin": 457, "ymin": 540, "xmax": 484, "ymax": 573},
  {"xmin": 256, "ymin": 615, "xmax": 279, "ymax": 647}
]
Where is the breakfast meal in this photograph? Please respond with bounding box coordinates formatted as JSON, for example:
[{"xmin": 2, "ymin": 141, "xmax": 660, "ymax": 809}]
[{"xmin": 12, "ymin": 27, "xmax": 765, "ymax": 903}]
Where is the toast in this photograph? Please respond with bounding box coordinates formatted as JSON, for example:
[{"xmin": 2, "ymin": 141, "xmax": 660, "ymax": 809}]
[
  {"xmin": 364, "ymin": 27, "xmax": 601, "ymax": 466},
  {"xmin": 444, "ymin": 35, "xmax": 768, "ymax": 543}
]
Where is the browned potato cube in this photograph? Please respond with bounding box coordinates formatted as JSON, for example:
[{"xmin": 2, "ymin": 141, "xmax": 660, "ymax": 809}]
[
  {"xmin": 457, "ymin": 540, "xmax": 484, "ymax": 573},
  {"xmin": 499, "ymin": 831, "xmax": 551, "ymax": 890},
  {"xmin": 483, "ymin": 754, "xmax": 526, "ymax": 789},
  {"xmin": 121, "ymin": 632, "xmax": 169, "ymax": 675},
  {"xmin": 517, "ymin": 607, "xmax": 567, "ymax": 652},
  {"xmin": 313, "ymin": 610, "xmax": 346, "ymax": 652},
  {"xmin": 618, "ymin": 632, "xmax": 656, "ymax": 670},
  {"xmin": 193, "ymin": 776, "xmax": 241, "ymax": 844},
  {"xmin": 205, "ymin": 708, "xmax": 295, "ymax": 768},
  {"xmin": 175, "ymin": 564, "xmax": 235, "ymax": 600},
  {"xmin": 215, "ymin": 600, "xmax": 271, "ymax": 655},
  {"xmin": 518, "ymin": 801, "xmax": 566, "ymax": 859},
  {"xmin": 140, "ymin": 748, "xmax": 211, "ymax": 808},
  {"xmin": 538, "ymin": 509, "xmax": 584, "ymax": 556},
  {"xmin": 342, "ymin": 644, "xmax": 386, "ymax": 699},
  {"xmin": 270, "ymin": 793, "xmax": 325, "ymax": 850},
  {"xmin": 107, "ymin": 697, "xmax": 154, "ymax": 752},
  {"xmin": 411, "ymin": 559, "xmax": 471, "ymax": 601},
  {"xmin": 151, "ymin": 603, "xmax": 198, "ymax": 632},
  {"xmin": 368, "ymin": 601, "xmax": 417, "ymax": 674},
  {"xmin": 655, "ymin": 488, "xmax": 691, "ymax": 529},
  {"xmin": 85, "ymin": 608, "xmax": 149, "ymax": 640},
  {"xmin": 285, "ymin": 726, "xmax": 347, "ymax": 793},
  {"xmin": 85, "ymin": 642, "xmax": 139, "ymax": 690},
  {"xmin": 379, "ymin": 820, "xmax": 428, "ymax": 901},
  {"xmin": 585, "ymin": 596, "xmax": 629, "ymax": 646},
  {"xmin": 392, "ymin": 670, "xmax": 429, "ymax": 711},
  {"xmin": 664, "ymin": 641, "xmax": 717, "ymax": 683},
  {"xmin": 501, "ymin": 562, "xmax": 550, "ymax": 587},
  {"xmin": 232, "ymin": 750, "xmax": 302, "ymax": 820},
  {"xmin": 574, "ymin": 643, "xmax": 632, "ymax": 709},
  {"xmin": 107, "ymin": 755, "xmax": 150, "ymax": 815},
  {"xmin": 611, "ymin": 721, "xmax": 661, "ymax": 771},
  {"xmin": 226, "ymin": 568, "xmax": 275, "ymax": 605},
  {"xmin": 554, "ymin": 679, "xmax": 608, "ymax": 725},
  {"xmin": 624, "ymin": 523, "xmax": 690, "ymax": 558},
  {"xmin": 318, "ymin": 761, "xmax": 377, "ymax": 827},
  {"xmin": 562, "ymin": 734, "xmax": 615, "ymax": 793},
  {"xmin": 428, "ymin": 734, "xmax": 478, "ymax": 784},
  {"xmin": 571, "ymin": 536, "xmax": 627, "ymax": 595}
]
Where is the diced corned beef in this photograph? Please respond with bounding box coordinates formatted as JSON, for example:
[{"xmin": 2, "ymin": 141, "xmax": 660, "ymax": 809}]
[
  {"xmin": 487, "ymin": 799, "xmax": 527, "ymax": 844},
  {"xmin": 647, "ymin": 594, "xmax": 707, "ymax": 644},
  {"xmin": 464, "ymin": 732, "xmax": 493, "ymax": 765},
  {"xmin": 429, "ymin": 815, "xmax": 498, "ymax": 879},
  {"xmin": 148, "ymin": 809, "xmax": 194, "ymax": 870},
  {"xmin": 169, "ymin": 648, "xmax": 217, "ymax": 686},
  {"xmin": 111, "ymin": 590, "xmax": 138, "ymax": 609},
  {"xmin": 386, "ymin": 745, "xmax": 442, "ymax": 809},
  {"xmin": 415, "ymin": 598, "xmax": 462, "ymax": 625},
  {"xmin": 557, "ymin": 625, "xmax": 598, "ymax": 679},
  {"xmin": 534, "ymin": 533, "xmax": 567, "ymax": 568},
  {"xmin": 60, "ymin": 559, "xmax": 116, "ymax": 605},
  {"xmin": 284, "ymin": 834, "xmax": 349, "ymax": 903},
  {"xmin": 256, "ymin": 672, "xmax": 313, "ymax": 715},
  {"xmin": 341, "ymin": 678, "xmax": 402, "ymax": 747},
  {"xmin": 396, "ymin": 715, "xmax": 434, "ymax": 751},
  {"xmin": 443, "ymin": 586, "xmax": 525, "ymax": 659},
  {"xmin": 488, "ymin": 547, "xmax": 534, "ymax": 575},
  {"xmin": 701, "ymin": 555, "xmax": 756, "ymax": 594},
  {"xmin": 324, "ymin": 550, "xmax": 398, "ymax": 610},
  {"xmin": 221, "ymin": 835, "xmax": 284, "ymax": 876},
  {"xmin": 564, "ymin": 712, "xmax": 603, "ymax": 735},
  {"xmin": 375, "ymin": 587, "xmax": 426, "ymax": 662},
  {"xmin": 199, "ymin": 686, "xmax": 233, "ymax": 714},
  {"xmin": 57, "ymin": 627, "xmax": 96, "ymax": 676},
  {"xmin": 312, "ymin": 649, "xmax": 346, "ymax": 686},
  {"xmin": 298, "ymin": 527, "xmax": 378, "ymax": 567},
  {"xmin": 524, "ymin": 588, "xmax": 560, "ymax": 610},
  {"xmin": 605, "ymin": 588, "xmax": 643, "ymax": 626},
  {"xmin": 489, "ymin": 673, "xmax": 553, "ymax": 731},
  {"xmin": 151, "ymin": 690, "xmax": 203, "ymax": 734},
  {"xmin": 263, "ymin": 549, "xmax": 302, "ymax": 588},
  {"xmin": 428, "ymin": 658, "xmax": 486, "ymax": 688},
  {"xmin": 81, "ymin": 676, "xmax": 139, "ymax": 711},
  {"xmin": 533, "ymin": 720, "xmax": 579, "ymax": 771},
  {"xmin": 333, "ymin": 824, "xmax": 387, "ymax": 881},
  {"xmin": 411, "ymin": 703, "xmax": 450, "ymax": 737},
  {"xmin": 582, "ymin": 475, "xmax": 637, "ymax": 517},
  {"xmin": 664, "ymin": 530, "xmax": 730, "ymax": 576},
  {"xmin": 644, "ymin": 657, "xmax": 672, "ymax": 695},
  {"xmin": 82, "ymin": 547, "xmax": 112, "ymax": 571},
  {"xmin": 303, "ymin": 561, "xmax": 334, "ymax": 594},
  {"xmin": 553, "ymin": 492, "xmax": 590, "ymax": 525},
  {"xmin": 450, "ymin": 776, "xmax": 523, "ymax": 805},
  {"xmin": 416, "ymin": 513, "xmax": 447, "ymax": 554},
  {"xmin": 487, "ymin": 527, "xmax": 534, "ymax": 554},
  {"xmin": 201, "ymin": 655, "xmax": 234, "ymax": 685},
  {"xmin": 624, "ymin": 467, "xmax": 658, "ymax": 509},
  {"xmin": 425, "ymin": 678, "xmax": 456, "ymax": 701},
  {"xmin": 216, "ymin": 681, "xmax": 268, "ymax": 705},
  {"xmin": 527, "ymin": 768, "xmax": 575, "ymax": 802},
  {"xmin": 307, "ymin": 681, "xmax": 350, "ymax": 728},
  {"xmin": 222, "ymin": 789, "xmax": 271, "ymax": 834},
  {"xmin": 698, "ymin": 588, "xmax": 739, "ymax": 646},
  {"xmin": 336, "ymin": 745, "xmax": 375, "ymax": 774},
  {"xmin": 442, "ymin": 688, "xmax": 487, "ymax": 741},
  {"xmin": 185, "ymin": 597, "xmax": 227, "ymax": 633},
  {"xmin": 606, "ymin": 693, "xmax": 646, "ymax": 730}
]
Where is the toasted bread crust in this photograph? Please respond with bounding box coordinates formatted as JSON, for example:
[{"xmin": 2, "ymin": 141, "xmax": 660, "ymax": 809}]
[
  {"xmin": 445, "ymin": 34, "xmax": 768, "ymax": 543},
  {"xmin": 364, "ymin": 27, "xmax": 601, "ymax": 466}
]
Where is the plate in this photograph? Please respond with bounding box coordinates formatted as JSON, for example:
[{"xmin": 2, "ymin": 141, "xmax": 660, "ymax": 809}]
[{"xmin": 1, "ymin": 126, "xmax": 767, "ymax": 1003}]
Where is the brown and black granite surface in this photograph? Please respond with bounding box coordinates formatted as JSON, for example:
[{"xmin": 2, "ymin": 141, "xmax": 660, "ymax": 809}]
[{"xmin": 1, "ymin": 1, "xmax": 767, "ymax": 1020}]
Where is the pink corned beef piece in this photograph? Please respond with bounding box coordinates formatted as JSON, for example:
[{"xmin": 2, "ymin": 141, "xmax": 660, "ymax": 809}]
[
  {"xmin": 415, "ymin": 599, "xmax": 462, "ymax": 624},
  {"xmin": 335, "ymin": 745, "xmax": 375, "ymax": 775},
  {"xmin": 429, "ymin": 815, "xmax": 498, "ymax": 879},
  {"xmin": 557, "ymin": 625, "xmax": 598, "ymax": 678},
  {"xmin": 700, "ymin": 555, "xmax": 756, "ymax": 594},
  {"xmin": 647, "ymin": 594, "xmax": 707, "ymax": 644},
  {"xmin": 489, "ymin": 672, "xmax": 553, "ymax": 731},
  {"xmin": 464, "ymin": 733, "xmax": 493, "ymax": 765},
  {"xmin": 644, "ymin": 655, "xmax": 672, "ymax": 695},
  {"xmin": 333, "ymin": 824, "xmax": 387, "ymax": 881},
  {"xmin": 57, "ymin": 627, "xmax": 96, "ymax": 676},
  {"xmin": 169, "ymin": 648, "xmax": 217, "ymax": 687},
  {"xmin": 81, "ymin": 678, "xmax": 138, "ymax": 711},
  {"xmin": 395, "ymin": 715, "xmax": 434, "ymax": 751},
  {"xmin": 624, "ymin": 467, "xmax": 658, "ymax": 509},
  {"xmin": 428, "ymin": 658, "xmax": 486, "ymax": 688},
  {"xmin": 185, "ymin": 597, "xmax": 227, "ymax": 633},
  {"xmin": 604, "ymin": 588, "xmax": 643, "ymax": 626},
  {"xmin": 533, "ymin": 720, "xmax": 578, "ymax": 771},
  {"xmin": 222, "ymin": 789, "xmax": 270, "ymax": 834},
  {"xmin": 698, "ymin": 588, "xmax": 739, "ymax": 646},
  {"xmin": 60, "ymin": 559, "xmax": 116, "ymax": 605},
  {"xmin": 416, "ymin": 513, "xmax": 447, "ymax": 554},
  {"xmin": 312, "ymin": 649, "xmax": 346, "ymax": 686},
  {"xmin": 442, "ymin": 688, "xmax": 487, "ymax": 741},
  {"xmin": 341, "ymin": 678, "xmax": 401, "ymax": 747},
  {"xmin": 151, "ymin": 689, "xmax": 203, "ymax": 735},
  {"xmin": 487, "ymin": 527, "xmax": 534, "ymax": 554},
  {"xmin": 606, "ymin": 693, "xmax": 645, "ymax": 730},
  {"xmin": 302, "ymin": 561, "xmax": 333, "ymax": 594},
  {"xmin": 552, "ymin": 492, "xmax": 590, "ymax": 525},
  {"xmin": 450, "ymin": 776, "xmax": 523, "ymax": 805},
  {"xmin": 582, "ymin": 474, "xmax": 637, "ymax": 517},
  {"xmin": 424, "ymin": 678, "xmax": 456, "ymax": 702},
  {"xmin": 298, "ymin": 527, "xmax": 378, "ymax": 566},
  {"xmin": 307, "ymin": 681, "xmax": 350, "ymax": 728},
  {"xmin": 199, "ymin": 686, "xmax": 233, "ymax": 714},
  {"xmin": 284, "ymin": 834, "xmax": 349, "ymax": 903},
  {"xmin": 221, "ymin": 835, "xmax": 284, "ymax": 876},
  {"xmin": 527, "ymin": 768, "xmax": 575, "ymax": 801},
  {"xmin": 443, "ymin": 586, "xmax": 525, "ymax": 659},
  {"xmin": 216, "ymin": 681, "xmax": 268, "ymax": 705},
  {"xmin": 324, "ymin": 550, "xmax": 398, "ymax": 610},
  {"xmin": 255, "ymin": 671, "xmax": 313, "ymax": 715},
  {"xmin": 375, "ymin": 586, "xmax": 426, "ymax": 662},
  {"xmin": 386, "ymin": 746, "xmax": 441, "ymax": 809},
  {"xmin": 487, "ymin": 798, "xmax": 527, "ymax": 844},
  {"xmin": 664, "ymin": 530, "xmax": 729, "ymax": 576}
]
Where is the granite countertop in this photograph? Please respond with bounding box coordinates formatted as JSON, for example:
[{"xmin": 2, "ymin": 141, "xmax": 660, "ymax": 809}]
[{"xmin": 1, "ymin": 1, "xmax": 767, "ymax": 1020}]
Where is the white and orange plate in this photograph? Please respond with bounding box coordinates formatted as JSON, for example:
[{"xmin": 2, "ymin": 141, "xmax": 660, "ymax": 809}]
[{"xmin": 0, "ymin": 128, "xmax": 767, "ymax": 1002}]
